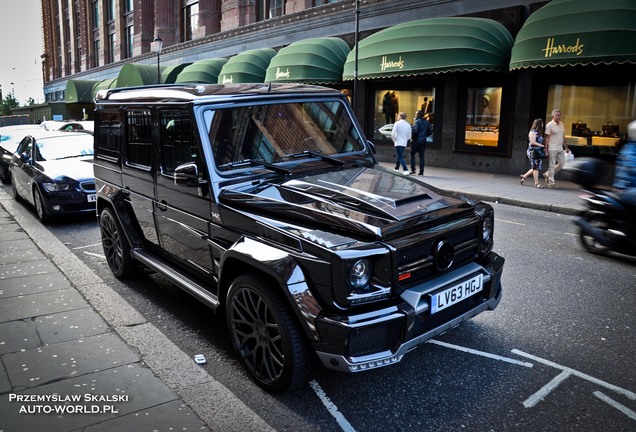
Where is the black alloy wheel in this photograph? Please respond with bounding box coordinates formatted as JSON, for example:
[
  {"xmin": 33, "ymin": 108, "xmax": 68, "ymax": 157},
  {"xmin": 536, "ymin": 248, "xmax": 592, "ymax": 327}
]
[
  {"xmin": 226, "ymin": 274, "xmax": 315, "ymax": 392},
  {"xmin": 99, "ymin": 207, "xmax": 136, "ymax": 279}
]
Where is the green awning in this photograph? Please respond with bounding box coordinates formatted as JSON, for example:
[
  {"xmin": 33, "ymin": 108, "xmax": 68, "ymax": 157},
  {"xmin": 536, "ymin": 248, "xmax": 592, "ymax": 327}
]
[
  {"xmin": 65, "ymin": 80, "xmax": 98, "ymax": 103},
  {"xmin": 91, "ymin": 78, "xmax": 118, "ymax": 98},
  {"xmin": 218, "ymin": 48, "xmax": 276, "ymax": 84},
  {"xmin": 510, "ymin": 0, "xmax": 636, "ymax": 70},
  {"xmin": 265, "ymin": 37, "xmax": 350, "ymax": 84},
  {"xmin": 163, "ymin": 63, "xmax": 191, "ymax": 84},
  {"xmin": 117, "ymin": 63, "xmax": 165, "ymax": 87},
  {"xmin": 343, "ymin": 17, "xmax": 513, "ymax": 80},
  {"xmin": 175, "ymin": 58, "xmax": 228, "ymax": 84}
]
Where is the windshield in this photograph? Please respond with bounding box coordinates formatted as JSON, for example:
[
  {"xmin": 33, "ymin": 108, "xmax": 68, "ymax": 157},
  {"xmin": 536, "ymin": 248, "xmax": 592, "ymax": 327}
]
[
  {"xmin": 36, "ymin": 135, "xmax": 94, "ymax": 161},
  {"xmin": 202, "ymin": 100, "xmax": 365, "ymax": 172}
]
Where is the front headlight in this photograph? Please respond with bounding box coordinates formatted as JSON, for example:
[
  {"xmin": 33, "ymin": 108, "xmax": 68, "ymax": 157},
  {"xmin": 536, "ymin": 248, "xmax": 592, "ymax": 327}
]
[
  {"xmin": 348, "ymin": 259, "xmax": 372, "ymax": 289},
  {"xmin": 41, "ymin": 182, "xmax": 73, "ymax": 192},
  {"xmin": 476, "ymin": 204, "xmax": 494, "ymax": 256}
]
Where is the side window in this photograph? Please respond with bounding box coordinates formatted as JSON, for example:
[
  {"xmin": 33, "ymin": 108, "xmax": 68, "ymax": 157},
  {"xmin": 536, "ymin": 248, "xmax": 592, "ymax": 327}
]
[
  {"xmin": 159, "ymin": 110, "xmax": 200, "ymax": 175},
  {"xmin": 96, "ymin": 110, "xmax": 122, "ymax": 162},
  {"xmin": 17, "ymin": 137, "xmax": 33, "ymax": 157},
  {"xmin": 125, "ymin": 110, "xmax": 153, "ymax": 169}
]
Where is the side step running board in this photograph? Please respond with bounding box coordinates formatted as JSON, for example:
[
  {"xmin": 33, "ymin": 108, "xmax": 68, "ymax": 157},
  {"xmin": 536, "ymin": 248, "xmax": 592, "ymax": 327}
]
[{"xmin": 132, "ymin": 249, "xmax": 220, "ymax": 310}]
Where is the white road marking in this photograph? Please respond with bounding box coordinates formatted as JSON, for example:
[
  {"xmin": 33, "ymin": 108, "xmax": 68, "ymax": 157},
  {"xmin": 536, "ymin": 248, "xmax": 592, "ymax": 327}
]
[
  {"xmin": 512, "ymin": 349, "xmax": 636, "ymax": 408},
  {"xmin": 427, "ymin": 340, "xmax": 534, "ymax": 368},
  {"xmin": 523, "ymin": 370, "xmax": 571, "ymax": 408},
  {"xmin": 73, "ymin": 243, "xmax": 102, "ymax": 250},
  {"xmin": 83, "ymin": 251, "xmax": 106, "ymax": 259},
  {"xmin": 495, "ymin": 218, "xmax": 525, "ymax": 226},
  {"xmin": 593, "ymin": 391, "xmax": 636, "ymax": 421},
  {"xmin": 309, "ymin": 380, "xmax": 357, "ymax": 432}
]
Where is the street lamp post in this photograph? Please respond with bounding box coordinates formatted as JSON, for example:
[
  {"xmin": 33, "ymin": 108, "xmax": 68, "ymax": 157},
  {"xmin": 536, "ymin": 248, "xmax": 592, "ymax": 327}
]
[
  {"xmin": 153, "ymin": 35, "xmax": 163, "ymax": 84},
  {"xmin": 353, "ymin": 0, "xmax": 360, "ymax": 113}
]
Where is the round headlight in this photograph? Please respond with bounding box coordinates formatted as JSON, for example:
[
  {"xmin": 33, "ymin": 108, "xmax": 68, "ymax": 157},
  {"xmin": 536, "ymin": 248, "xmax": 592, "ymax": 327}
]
[
  {"xmin": 482, "ymin": 217, "xmax": 493, "ymax": 242},
  {"xmin": 348, "ymin": 259, "xmax": 371, "ymax": 289}
]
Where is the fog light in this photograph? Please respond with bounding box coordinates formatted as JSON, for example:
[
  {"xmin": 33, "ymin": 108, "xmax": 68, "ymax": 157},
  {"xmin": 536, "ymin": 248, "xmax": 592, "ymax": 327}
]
[{"xmin": 52, "ymin": 205, "xmax": 62, "ymax": 212}]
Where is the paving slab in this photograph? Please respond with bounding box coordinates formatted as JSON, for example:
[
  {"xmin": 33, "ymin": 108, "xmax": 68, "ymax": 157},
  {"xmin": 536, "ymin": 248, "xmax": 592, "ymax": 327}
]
[
  {"xmin": 0, "ymin": 320, "xmax": 40, "ymax": 355},
  {"xmin": 0, "ymin": 272, "xmax": 73, "ymax": 299},
  {"xmin": 0, "ymin": 363, "xmax": 180, "ymax": 432},
  {"xmin": 0, "ymin": 259, "xmax": 59, "ymax": 280},
  {"xmin": 0, "ymin": 288, "xmax": 88, "ymax": 323},
  {"xmin": 34, "ymin": 308, "xmax": 109, "ymax": 345},
  {"xmin": 2, "ymin": 332, "xmax": 139, "ymax": 390},
  {"xmin": 0, "ymin": 248, "xmax": 48, "ymax": 265}
]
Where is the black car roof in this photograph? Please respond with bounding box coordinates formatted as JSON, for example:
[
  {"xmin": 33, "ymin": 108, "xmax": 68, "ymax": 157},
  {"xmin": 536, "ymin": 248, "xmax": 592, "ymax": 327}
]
[{"xmin": 95, "ymin": 83, "xmax": 342, "ymax": 104}]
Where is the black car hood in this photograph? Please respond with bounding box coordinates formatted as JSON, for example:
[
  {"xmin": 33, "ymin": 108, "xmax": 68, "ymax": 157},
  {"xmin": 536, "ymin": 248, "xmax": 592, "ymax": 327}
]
[{"xmin": 219, "ymin": 166, "xmax": 472, "ymax": 239}]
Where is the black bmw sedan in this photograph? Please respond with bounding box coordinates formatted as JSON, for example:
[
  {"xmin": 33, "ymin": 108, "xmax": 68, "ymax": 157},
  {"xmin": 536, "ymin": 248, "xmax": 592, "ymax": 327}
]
[{"xmin": 10, "ymin": 131, "xmax": 95, "ymax": 222}]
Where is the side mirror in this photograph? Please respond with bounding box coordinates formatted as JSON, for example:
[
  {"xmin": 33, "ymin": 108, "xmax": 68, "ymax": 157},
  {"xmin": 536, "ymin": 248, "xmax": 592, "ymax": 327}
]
[{"xmin": 174, "ymin": 162, "xmax": 206, "ymax": 187}]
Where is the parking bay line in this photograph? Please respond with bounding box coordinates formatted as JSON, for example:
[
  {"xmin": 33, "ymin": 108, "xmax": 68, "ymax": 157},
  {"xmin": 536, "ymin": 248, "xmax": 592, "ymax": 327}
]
[
  {"xmin": 512, "ymin": 349, "xmax": 636, "ymax": 406},
  {"xmin": 83, "ymin": 251, "xmax": 106, "ymax": 259},
  {"xmin": 427, "ymin": 340, "xmax": 534, "ymax": 368},
  {"xmin": 593, "ymin": 391, "xmax": 636, "ymax": 421},
  {"xmin": 310, "ymin": 380, "xmax": 357, "ymax": 432}
]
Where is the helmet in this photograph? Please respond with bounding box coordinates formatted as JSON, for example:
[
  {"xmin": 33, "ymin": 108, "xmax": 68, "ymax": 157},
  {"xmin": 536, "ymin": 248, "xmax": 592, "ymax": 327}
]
[{"xmin": 628, "ymin": 120, "xmax": 636, "ymax": 141}]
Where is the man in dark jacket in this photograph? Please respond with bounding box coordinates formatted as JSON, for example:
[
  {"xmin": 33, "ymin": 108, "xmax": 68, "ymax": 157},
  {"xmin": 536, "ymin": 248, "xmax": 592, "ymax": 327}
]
[{"xmin": 410, "ymin": 110, "xmax": 433, "ymax": 175}]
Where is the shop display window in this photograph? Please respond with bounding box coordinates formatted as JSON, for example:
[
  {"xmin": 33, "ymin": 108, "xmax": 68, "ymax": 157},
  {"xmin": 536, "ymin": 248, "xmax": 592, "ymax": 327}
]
[
  {"xmin": 547, "ymin": 84, "xmax": 635, "ymax": 157},
  {"xmin": 464, "ymin": 87, "xmax": 502, "ymax": 148},
  {"xmin": 372, "ymin": 88, "xmax": 436, "ymax": 142}
]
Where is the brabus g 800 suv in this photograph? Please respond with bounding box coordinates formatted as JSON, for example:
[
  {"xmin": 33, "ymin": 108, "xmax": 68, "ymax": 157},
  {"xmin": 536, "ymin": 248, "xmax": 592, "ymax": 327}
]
[{"xmin": 93, "ymin": 84, "xmax": 505, "ymax": 392}]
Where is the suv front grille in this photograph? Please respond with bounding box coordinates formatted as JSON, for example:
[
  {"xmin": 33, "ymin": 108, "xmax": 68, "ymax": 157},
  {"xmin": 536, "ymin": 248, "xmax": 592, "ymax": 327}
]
[{"xmin": 395, "ymin": 220, "xmax": 480, "ymax": 290}]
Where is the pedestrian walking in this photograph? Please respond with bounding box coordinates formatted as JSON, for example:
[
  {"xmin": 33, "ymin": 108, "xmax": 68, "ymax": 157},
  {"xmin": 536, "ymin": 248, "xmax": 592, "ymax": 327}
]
[
  {"xmin": 520, "ymin": 118, "xmax": 546, "ymax": 188},
  {"xmin": 544, "ymin": 109, "xmax": 569, "ymax": 187},
  {"xmin": 410, "ymin": 110, "xmax": 432, "ymax": 175},
  {"xmin": 391, "ymin": 112, "xmax": 411, "ymax": 175}
]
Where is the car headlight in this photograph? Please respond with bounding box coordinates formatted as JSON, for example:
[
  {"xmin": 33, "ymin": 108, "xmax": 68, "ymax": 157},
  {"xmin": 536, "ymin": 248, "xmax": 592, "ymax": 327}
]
[
  {"xmin": 476, "ymin": 204, "xmax": 494, "ymax": 256},
  {"xmin": 41, "ymin": 182, "xmax": 73, "ymax": 192},
  {"xmin": 348, "ymin": 259, "xmax": 372, "ymax": 289}
]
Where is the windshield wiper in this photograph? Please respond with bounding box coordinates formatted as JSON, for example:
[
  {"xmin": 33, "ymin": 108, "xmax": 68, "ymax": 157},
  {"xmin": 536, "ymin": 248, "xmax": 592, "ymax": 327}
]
[
  {"xmin": 54, "ymin": 154, "xmax": 93, "ymax": 160},
  {"xmin": 219, "ymin": 158, "xmax": 292, "ymax": 174},
  {"xmin": 285, "ymin": 150, "xmax": 344, "ymax": 166}
]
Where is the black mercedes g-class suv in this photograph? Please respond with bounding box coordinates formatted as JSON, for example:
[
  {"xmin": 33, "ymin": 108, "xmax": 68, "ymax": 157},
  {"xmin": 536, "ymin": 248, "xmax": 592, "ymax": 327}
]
[{"xmin": 93, "ymin": 83, "xmax": 504, "ymax": 392}]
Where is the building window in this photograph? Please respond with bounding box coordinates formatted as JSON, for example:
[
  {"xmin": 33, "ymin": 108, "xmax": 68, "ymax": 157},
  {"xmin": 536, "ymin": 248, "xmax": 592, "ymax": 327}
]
[
  {"xmin": 91, "ymin": 0, "xmax": 99, "ymax": 29},
  {"xmin": 313, "ymin": 0, "xmax": 340, "ymax": 5},
  {"xmin": 108, "ymin": 32, "xmax": 116, "ymax": 63},
  {"xmin": 93, "ymin": 37, "xmax": 100, "ymax": 67},
  {"xmin": 256, "ymin": 0, "xmax": 284, "ymax": 21},
  {"xmin": 181, "ymin": 0, "xmax": 199, "ymax": 41},
  {"xmin": 124, "ymin": 25, "xmax": 134, "ymax": 59},
  {"xmin": 372, "ymin": 88, "xmax": 437, "ymax": 143},
  {"xmin": 464, "ymin": 87, "xmax": 502, "ymax": 148},
  {"xmin": 124, "ymin": 0, "xmax": 133, "ymax": 13},
  {"xmin": 548, "ymin": 84, "xmax": 635, "ymax": 159},
  {"xmin": 106, "ymin": 0, "xmax": 115, "ymax": 22}
]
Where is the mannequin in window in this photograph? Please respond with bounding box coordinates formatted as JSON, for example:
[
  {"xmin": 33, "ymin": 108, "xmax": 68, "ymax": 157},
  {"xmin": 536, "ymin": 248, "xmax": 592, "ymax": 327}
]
[
  {"xmin": 382, "ymin": 91, "xmax": 398, "ymax": 124},
  {"xmin": 478, "ymin": 94, "xmax": 492, "ymax": 125}
]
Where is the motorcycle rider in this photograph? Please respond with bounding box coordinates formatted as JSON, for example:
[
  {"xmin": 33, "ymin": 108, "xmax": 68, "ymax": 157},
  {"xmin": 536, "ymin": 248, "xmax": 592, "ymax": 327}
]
[{"xmin": 613, "ymin": 120, "xmax": 636, "ymax": 206}]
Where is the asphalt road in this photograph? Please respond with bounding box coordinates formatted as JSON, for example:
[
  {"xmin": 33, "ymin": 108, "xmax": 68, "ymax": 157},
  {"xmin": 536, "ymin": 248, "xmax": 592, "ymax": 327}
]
[{"xmin": 4, "ymin": 187, "xmax": 635, "ymax": 432}]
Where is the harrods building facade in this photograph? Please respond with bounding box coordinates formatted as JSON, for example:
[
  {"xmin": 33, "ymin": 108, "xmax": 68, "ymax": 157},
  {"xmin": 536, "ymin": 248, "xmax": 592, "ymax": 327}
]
[{"xmin": 38, "ymin": 0, "xmax": 636, "ymax": 177}]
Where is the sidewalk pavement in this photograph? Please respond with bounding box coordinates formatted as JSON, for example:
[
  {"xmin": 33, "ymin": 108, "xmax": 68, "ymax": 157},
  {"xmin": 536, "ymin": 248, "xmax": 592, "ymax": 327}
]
[{"xmin": 0, "ymin": 166, "xmax": 585, "ymax": 431}]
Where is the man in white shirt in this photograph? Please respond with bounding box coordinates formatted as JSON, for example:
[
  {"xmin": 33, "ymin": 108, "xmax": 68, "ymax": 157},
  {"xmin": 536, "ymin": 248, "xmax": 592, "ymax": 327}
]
[
  {"xmin": 391, "ymin": 112, "xmax": 411, "ymax": 175},
  {"xmin": 544, "ymin": 108, "xmax": 569, "ymax": 187}
]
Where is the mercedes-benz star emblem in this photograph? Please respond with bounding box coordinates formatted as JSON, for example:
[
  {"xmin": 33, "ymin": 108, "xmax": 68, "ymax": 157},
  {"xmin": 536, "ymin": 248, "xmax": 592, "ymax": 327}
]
[{"xmin": 434, "ymin": 240, "xmax": 454, "ymax": 271}]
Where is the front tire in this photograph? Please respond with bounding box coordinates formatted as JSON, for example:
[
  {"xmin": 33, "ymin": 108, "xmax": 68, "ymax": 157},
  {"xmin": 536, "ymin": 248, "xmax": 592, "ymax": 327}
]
[
  {"xmin": 226, "ymin": 274, "xmax": 315, "ymax": 392},
  {"xmin": 99, "ymin": 207, "xmax": 136, "ymax": 279},
  {"xmin": 33, "ymin": 188, "xmax": 50, "ymax": 223},
  {"xmin": 579, "ymin": 214, "xmax": 609, "ymax": 255}
]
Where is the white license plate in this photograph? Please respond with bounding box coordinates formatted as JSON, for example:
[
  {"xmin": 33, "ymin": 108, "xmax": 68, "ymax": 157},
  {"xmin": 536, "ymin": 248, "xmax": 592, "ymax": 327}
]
[
  {"xmin": 430, "ymin": 274, "xmax": 483, "ymax": 314},
  {"xmin": 87, "ymin": 194, "xmax": 97, "ymax": 202}
]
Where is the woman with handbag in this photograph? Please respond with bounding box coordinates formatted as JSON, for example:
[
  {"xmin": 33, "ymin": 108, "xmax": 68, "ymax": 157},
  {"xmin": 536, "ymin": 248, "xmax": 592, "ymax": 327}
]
[{"xmin": 520, "ymin": 118, "xmax": 546, "ymax": 188}]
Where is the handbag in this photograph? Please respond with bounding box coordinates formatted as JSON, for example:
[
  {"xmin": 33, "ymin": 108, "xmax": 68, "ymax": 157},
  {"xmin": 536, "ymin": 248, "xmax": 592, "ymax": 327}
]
[
  {"xmin": 572, "ymin": 120, "xmax": 588, "ymax": 136},
  {"xmin": 531, "ymin": 147, "xmax": 546, "ymax": 159},
  {"xmin": 602, "ymin": 121, "xmax": 619, "ymax": 136}
]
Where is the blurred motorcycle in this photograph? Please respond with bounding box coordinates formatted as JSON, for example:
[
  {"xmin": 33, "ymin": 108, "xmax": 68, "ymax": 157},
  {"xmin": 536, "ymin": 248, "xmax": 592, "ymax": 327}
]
[{"xmin": 563, "ymin": 157, "xmax": 636, "ymax": 257}]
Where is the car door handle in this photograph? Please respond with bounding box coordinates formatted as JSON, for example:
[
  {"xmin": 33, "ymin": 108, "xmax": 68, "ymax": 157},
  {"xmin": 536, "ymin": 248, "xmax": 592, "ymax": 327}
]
[{"xmin": 157, "ymin": 200, "xmax": 168, "ymax": 211}]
